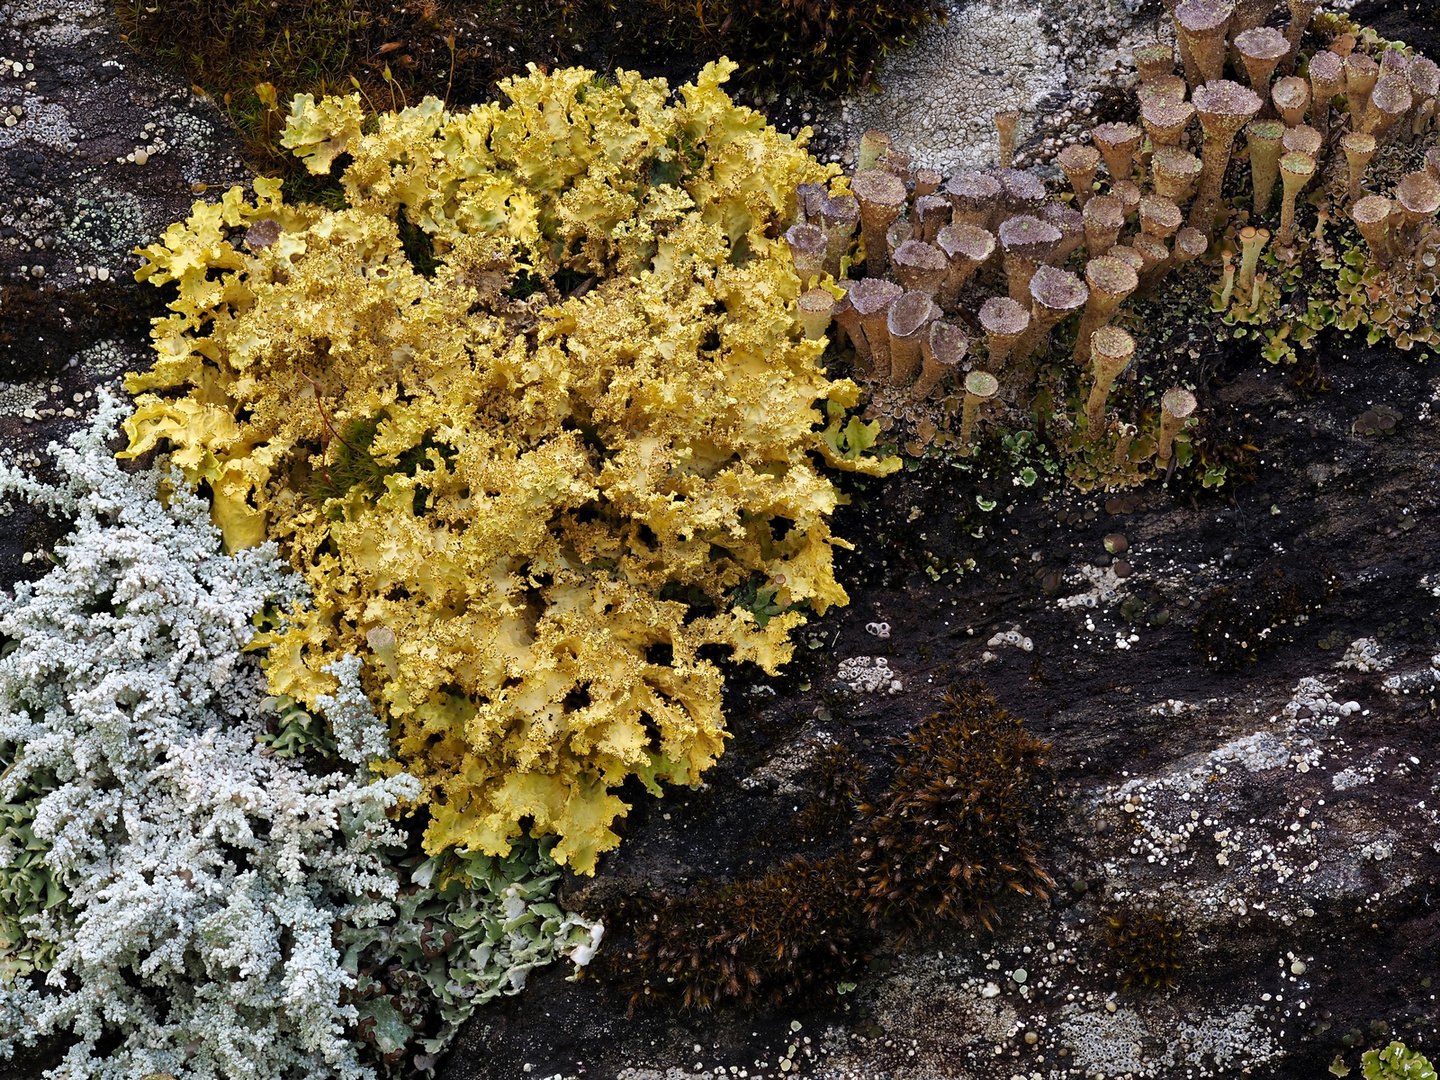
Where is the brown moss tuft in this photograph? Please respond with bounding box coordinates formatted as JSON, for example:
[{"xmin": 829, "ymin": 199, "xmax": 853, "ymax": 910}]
[
  {"xmin": 856, "ymin": 683, "xmax": 1052, "ymax": 936},
  {"xmin": 677, "ymin": 0, "xmax": 945, "ymax": 96},
  {"xmin": 597, "ymin": 684, "xmax": 1053, "ymax": 1011},
  {"xmin": 599, "ymin": 854, "xmax": 869, "ymax": 1013},
  {"xmin": 1106, "ymin": 907, "xmax": 1186, "ymax": 991},
  {"xmin": 796, "ymin": 741, "xmax": 871, "ymax": 842}
]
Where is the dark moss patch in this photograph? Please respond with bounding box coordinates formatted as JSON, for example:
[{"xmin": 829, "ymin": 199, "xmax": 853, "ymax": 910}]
[
  {"xmin": 1349, "ymin": 0, "xmax": 1440, "ymax": 57},
  {"xmin": 0, "ymin": 1028, "xmax": 72, "ymax": 1080},
  {"xmin": 649, "ymin": 0, "xmax": 944, "ymax": 97},
  {"xmin": 300, "ymin": 414, "xmax": 457, "ymax": 513},
  {"xmin": 1105, "ymin": 906, "xmax": 1186, "ymax": 991},
  {"xmin": 596, "ymin": 854, "xmax": 869, "ymax": 1012},
  {"xmin": 856, "ymin": 683, "xmax": 1052, "ymax": 937},
  {"xmin": 1193, "ymin": 559, "xmax": 1339, "ymax": 671},
  {"xmin": 594, "ymin": 684, "xmax": 1053, "ymax": 1013},
  {"xmin": 794, "ymin": 741, "xmax": 868, "ymax": 845},
  {"xmin": 115, "ymin": 0, "xmax": 943, "ymax": 177},
  {"xmin": 397, "ymin": 209, "xmax": 438, "ymax": 278},
  {"xmin": 113, "ymin": 0, "xmax": 688, "ymax": 173}
]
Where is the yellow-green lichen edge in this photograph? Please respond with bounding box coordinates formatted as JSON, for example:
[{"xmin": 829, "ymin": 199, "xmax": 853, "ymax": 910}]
[{"xmin": 118, "ymin": 59, "xmax": 897, "ymax": 875}]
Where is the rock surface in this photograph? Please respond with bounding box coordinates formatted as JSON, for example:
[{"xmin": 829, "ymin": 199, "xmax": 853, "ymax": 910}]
[
  {"xmin": 0, "ymin": 0, "xmax": 250, "ymax": 291},
  {"xmin": 824, "ymin": 0, "xmax": 1151, "ymax": 173},
  {"xmin": 1, "ymin": 1, "xmax": 1439, "ymax": 1079},
  {"xmin": 0, "ymin": 0, "xmax": 250, "ymax": 582},
  {"xmin": 437, "ymin": 340, "xmax": 1440, "ymax": 1080}
]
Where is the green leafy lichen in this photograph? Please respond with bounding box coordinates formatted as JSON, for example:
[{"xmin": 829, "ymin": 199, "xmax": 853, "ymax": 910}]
[
  {"xmin": 1364, "ymin": 1042, "xmax": 1437, "ymax": 1080},
  {"xmin": 0, "ymin": 785, "xmax": 65, "ymax": 981},
  {"xmin": 341, "ymin": 837, "xmax": 602, "ymax": 1062}
]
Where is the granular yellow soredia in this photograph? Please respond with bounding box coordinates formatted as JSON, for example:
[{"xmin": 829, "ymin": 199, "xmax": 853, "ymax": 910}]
[{"xmin": 120, "ymin": 59, "xmax": 894, "ymax": 873}]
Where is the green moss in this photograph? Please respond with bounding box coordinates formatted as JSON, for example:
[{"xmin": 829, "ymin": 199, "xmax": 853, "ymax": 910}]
[
  {"xmin": 117, "ymin": 0, "xmax": 370, "ymax": 169},
  {"xmin": 301, "ymin": 416, "xmax": 458, "ymax": 517},
  {"xmin": 396, "ymin": 208, "xmax": 438, "ymax": 278}
]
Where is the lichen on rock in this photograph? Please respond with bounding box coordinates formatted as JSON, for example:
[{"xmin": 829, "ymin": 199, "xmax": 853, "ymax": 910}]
[
  {"xmin": 118, "ymin": 60, "xmax": 894, "ymax": 874},
  {"xmin": 0, "ymin": 393, "xmax": 416, "ymax": 1078}
]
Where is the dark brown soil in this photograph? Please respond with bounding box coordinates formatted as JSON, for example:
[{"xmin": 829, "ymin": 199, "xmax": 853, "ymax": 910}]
[{"xmin": 1351, "ymin": 0, "xmax": 1440, "ymax": 59}]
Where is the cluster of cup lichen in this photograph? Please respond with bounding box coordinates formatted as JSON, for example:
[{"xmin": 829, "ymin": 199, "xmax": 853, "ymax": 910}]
[
  {"xmin": 119, "ymin": 60, "xmax": 894, "ymax": 874},
  {"xmin": 1207, "ymin": 18, "xmax": 1440, "ymax": 362},
  {"xmin": 826, "ymin": 8, "xmax": 1436, "ymax": 502}
]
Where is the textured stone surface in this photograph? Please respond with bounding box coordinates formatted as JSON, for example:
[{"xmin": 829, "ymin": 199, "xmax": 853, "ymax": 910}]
[
  {"xmin": 0, "ymin": 0, "xmax": 250, "ymax": 587},
  {"xmin": 440, "ymin": 344, "xmax": 1440, "ymax": 1080},
  {"xmin": 2, "ymin": 1, "xmax": 1440, "ymax": 1078},
  {"xmin": 0, "ymin": 0, "xmax": 249, "ymax": 290},
  {"xmin": 822, "ymin": 0, "xmax": 1161, "ymax": 172}
]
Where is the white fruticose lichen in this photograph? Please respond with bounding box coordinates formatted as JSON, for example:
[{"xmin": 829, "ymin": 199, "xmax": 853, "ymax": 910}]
[
  {"xmin": 0, "ymin": 392, "xmax": 421, "ymax": 1079},
  {"xmin": 0, "ymin": 393, "xmax": 605, "ymax": 1079},
  {"xmin": 313, "ymin": 654, "xmax": 393, "ymax": 766}
]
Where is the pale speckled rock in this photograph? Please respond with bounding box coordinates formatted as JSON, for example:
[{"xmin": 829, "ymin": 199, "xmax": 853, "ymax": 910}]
[
  {"xmin": 0, "ymin": 0, "xmax": 249, "ymax": 295},
  {"xmin": 831, "ymin": 0, "xmax": 1154, "ymax": 173},
  {"xmin": 0, "ymin": 0, "xmax": 248, "ymax": 597}
]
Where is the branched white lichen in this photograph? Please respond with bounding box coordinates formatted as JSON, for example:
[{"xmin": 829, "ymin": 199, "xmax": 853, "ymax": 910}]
[
  {"xmin": 314, "ymin": 654, "xmax": 392, "ymax": 766},
  {"xmin": 0, "ymin": 393, "xmax": 421, "ymax": 1079},
  {"xmin": 0, "ymin": 394, "xmax": 604, "ymax": 1078}
]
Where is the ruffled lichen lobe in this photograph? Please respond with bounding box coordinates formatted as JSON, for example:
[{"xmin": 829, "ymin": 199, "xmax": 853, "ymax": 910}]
[{"xmin": 118, "ymin": 61, "xmax": 893, "ymax": 875}]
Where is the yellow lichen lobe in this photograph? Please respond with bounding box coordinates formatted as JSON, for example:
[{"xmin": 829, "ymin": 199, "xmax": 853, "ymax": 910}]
[{"xmin": 121, "ymin": 61, "xmax": 887, "ymax": 874}]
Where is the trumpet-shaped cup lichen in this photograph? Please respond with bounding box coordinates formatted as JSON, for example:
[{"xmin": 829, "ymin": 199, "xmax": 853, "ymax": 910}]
[{"xmin": 119, "ymin": 60, "xmax": 891, "ymax": 874}]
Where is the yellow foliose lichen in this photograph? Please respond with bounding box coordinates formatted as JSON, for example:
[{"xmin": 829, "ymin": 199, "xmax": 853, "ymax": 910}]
[{"xmin": 120, "ymin": 60, "xmax": 890, "ymax": 874}]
